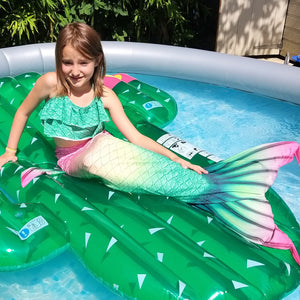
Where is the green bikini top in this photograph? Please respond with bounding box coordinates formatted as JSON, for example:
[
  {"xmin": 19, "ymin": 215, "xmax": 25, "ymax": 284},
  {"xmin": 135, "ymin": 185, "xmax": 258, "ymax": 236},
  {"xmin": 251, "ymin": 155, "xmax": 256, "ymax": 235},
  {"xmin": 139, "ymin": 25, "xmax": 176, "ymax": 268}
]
[{"xmin": 39, "ymin": 96, "xmax": 110, "ymax": 140}]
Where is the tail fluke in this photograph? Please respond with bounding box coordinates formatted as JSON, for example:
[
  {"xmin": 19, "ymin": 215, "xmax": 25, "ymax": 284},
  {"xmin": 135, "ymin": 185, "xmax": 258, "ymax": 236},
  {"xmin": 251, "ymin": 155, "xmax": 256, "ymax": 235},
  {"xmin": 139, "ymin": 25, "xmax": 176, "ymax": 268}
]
[{"xmin": 197, "ymin": 141, "xmax": 300, "ymax": 265}]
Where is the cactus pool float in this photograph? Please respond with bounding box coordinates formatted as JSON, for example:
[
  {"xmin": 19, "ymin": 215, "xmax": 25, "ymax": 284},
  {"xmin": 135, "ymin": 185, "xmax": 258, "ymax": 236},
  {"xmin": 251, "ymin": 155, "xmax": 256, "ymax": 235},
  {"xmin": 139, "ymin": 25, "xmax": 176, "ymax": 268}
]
[{"xmin": 0, "ymin": 72, "xmax": 299, "ymax": 299}]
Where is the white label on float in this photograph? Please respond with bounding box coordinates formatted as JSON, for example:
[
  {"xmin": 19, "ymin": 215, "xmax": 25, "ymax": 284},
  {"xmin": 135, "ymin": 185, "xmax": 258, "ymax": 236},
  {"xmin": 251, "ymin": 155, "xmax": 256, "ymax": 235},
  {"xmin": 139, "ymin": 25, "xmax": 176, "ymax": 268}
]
[
  {"xmin": 18, "ymin": 216, "xmax": 48, "ymax": 240},
  {"xmin": 157, "ymin": 134, "xmax": 175, "ymax": 144},
  {"xmin": 157, "ymin": 134, "xmax": 199, "ymax": 159},
  {"xmin": 157, "ymin": 133, "xmax": 221, "ymax": 161},
  {"xmin": 163, "ymin": 137, "xmax": 181, "ymax": 148},
  {"xmin": 143, "ymin": 101, "xmax": 163, "ymax": 110},
  {"xmin": 197, "ymin": 149, "xmax": 211, "ymax": 157},
  {"xmin": 170, "ymin": 141, "xmax": 200, "ymax": 159}
]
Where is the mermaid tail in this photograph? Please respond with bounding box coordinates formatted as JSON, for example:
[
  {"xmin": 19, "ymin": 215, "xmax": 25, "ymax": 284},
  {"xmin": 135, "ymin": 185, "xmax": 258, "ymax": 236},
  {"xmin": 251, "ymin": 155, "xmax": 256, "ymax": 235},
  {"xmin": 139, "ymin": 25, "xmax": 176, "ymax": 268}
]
[{"xmin": 28, "ymin": 135, "xmax": 300, "ymax": 264}]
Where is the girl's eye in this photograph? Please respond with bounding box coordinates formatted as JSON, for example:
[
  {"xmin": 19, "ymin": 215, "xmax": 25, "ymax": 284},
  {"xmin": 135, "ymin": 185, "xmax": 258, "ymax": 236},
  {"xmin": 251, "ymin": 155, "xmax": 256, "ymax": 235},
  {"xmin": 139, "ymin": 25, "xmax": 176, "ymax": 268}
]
[{"xmin": 62, "ymin": 61, "xmax": 72, "ymax": 65}]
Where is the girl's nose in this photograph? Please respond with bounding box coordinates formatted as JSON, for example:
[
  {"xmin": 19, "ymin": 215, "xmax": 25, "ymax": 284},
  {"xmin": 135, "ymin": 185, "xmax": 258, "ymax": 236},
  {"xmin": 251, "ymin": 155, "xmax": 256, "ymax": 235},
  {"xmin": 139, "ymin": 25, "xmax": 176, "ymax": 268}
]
[{"xmin": 71, "ymin": 65, "xmax": 80, "ymax": 76}]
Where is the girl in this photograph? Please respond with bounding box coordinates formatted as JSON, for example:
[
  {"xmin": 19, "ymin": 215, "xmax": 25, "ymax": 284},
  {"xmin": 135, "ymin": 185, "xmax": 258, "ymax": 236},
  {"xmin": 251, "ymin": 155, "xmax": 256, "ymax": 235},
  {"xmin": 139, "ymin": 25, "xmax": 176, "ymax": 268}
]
[{"xmin": 0, "ymin": 22, "xmax": 299, "ymax": 264}]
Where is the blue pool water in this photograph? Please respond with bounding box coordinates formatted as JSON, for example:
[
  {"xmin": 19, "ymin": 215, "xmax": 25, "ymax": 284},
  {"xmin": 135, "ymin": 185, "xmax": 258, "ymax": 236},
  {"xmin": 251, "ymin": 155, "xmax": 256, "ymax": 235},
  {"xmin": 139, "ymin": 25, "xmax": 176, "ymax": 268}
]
[{"xmin": 0, "ymin": 74, "xmax": 299, "ymax": 299}]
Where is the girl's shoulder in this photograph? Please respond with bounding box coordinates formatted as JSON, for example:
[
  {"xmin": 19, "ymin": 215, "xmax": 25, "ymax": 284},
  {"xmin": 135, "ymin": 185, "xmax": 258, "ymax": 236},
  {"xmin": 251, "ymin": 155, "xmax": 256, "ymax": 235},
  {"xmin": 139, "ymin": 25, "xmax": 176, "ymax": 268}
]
[
  {"xmin": 101, "ymin": 85, "xmax": 119, "ymax": 108},
  {"xmin": 39, "ymin": 72, "xmax": 57, "ymax": 89},
  {"xmin": 36, "ymin": 72, "xmax": 57, "ymax": 99},
  {"xmin": 101, "ymin": 86, "xmax": 119, "ymax": 104}
]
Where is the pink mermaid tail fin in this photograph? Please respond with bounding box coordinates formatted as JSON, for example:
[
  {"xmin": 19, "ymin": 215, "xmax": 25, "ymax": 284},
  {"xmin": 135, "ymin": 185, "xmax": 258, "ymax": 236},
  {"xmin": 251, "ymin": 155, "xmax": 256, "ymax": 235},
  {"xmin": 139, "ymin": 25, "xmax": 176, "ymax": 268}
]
[
  {"xmin": 202, "ymin": 141, "xmax": 300, "ymax": 266},
  {"xmin": 262, "ymin": 225, "xmax": 300, "ymax": 266},
  {"xmin": 21, "ymin": 167, "xmax": 64, "ymax": 188}
]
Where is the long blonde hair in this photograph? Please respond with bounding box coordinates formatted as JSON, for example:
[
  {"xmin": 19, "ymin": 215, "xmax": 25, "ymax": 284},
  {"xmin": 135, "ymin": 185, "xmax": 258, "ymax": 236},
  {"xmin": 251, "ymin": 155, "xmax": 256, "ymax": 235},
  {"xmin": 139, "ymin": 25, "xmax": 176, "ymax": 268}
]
[{"xmin": 55, "ymin": 22, "xmax": 106, "ymax": 97}]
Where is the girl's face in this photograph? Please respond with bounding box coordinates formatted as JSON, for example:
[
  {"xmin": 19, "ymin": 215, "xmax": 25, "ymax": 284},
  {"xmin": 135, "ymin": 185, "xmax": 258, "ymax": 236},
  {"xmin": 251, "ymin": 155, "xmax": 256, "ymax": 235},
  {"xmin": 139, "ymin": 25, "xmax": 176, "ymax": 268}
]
[{"xmin": 61, "ymin": 44, "xmax": 98, "ymax": 92}]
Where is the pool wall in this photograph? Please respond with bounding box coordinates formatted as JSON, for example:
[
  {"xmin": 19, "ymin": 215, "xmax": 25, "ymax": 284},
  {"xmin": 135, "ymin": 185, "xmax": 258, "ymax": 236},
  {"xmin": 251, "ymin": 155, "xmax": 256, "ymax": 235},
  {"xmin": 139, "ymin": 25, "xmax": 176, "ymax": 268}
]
[{"xmin": 0, "ymin": 42, "xmax": 299, "ymax": 105}]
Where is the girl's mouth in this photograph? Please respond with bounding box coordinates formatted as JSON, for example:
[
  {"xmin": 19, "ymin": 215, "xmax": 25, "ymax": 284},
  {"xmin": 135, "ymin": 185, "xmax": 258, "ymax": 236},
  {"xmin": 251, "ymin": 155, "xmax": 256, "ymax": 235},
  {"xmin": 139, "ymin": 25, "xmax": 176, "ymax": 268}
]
[{"xmin": 69, "ymin": 76, "xmax": 83, "ymax": 82}]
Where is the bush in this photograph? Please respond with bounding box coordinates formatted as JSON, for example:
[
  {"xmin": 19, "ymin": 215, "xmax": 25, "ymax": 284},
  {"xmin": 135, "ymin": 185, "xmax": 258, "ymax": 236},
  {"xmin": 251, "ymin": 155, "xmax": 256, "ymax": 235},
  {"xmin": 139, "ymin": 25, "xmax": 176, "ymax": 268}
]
[{"xmin": 0, "ymin": 0, "xmax": 218, "ymax": 49}]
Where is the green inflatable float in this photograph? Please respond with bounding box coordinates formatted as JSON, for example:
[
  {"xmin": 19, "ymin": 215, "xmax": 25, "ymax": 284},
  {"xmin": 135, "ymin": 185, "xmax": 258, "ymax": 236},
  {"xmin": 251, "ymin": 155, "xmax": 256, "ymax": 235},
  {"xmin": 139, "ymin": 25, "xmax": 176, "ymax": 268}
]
[{"xmin": 0, "ymin": 72, "xmax": 299, "ymax": 299}]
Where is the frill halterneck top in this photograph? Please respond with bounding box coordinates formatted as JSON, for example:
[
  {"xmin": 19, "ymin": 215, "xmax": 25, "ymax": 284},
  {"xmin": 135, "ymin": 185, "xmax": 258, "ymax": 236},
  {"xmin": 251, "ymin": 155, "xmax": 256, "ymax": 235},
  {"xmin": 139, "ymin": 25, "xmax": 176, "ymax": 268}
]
[{"xmin": 39, "ymin": 96, "xmax": 110, "ymax": 140}]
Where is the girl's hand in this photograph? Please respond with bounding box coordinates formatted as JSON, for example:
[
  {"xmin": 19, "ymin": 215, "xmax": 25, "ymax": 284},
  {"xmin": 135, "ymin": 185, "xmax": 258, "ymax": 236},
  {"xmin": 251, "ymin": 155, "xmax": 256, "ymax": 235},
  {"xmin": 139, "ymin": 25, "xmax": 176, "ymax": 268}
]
[
  {"xmin": 172, "ymin": 157, "xmax": 208, "ymax": 175},
  {"xmin": 0, "ymin": 152, "xmax": 18, "ymax": 169}
]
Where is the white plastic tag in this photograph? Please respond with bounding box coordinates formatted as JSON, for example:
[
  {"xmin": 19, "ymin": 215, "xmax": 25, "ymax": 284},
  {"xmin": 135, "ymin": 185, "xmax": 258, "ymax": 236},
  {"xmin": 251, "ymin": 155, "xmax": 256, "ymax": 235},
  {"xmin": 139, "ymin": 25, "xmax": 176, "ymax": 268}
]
[
  {"xmin": 18, "ymin": 216, "xmax": 49, "ymax": 240},
  {"xmin": 143, "ymin": 101, "xmax": 163, "ymax": 110}
]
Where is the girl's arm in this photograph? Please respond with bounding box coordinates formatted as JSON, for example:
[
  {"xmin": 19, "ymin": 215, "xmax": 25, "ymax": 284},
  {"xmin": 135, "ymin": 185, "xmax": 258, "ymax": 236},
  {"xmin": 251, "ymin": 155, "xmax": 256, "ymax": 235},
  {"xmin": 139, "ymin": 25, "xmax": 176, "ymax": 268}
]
[
  {"xmin": 0, "ymin": 72, "xmax": 56, "ymax": 168},
  {"xmin": 102, "ymin": 87, "xmax": 208, "ymax": 175}
]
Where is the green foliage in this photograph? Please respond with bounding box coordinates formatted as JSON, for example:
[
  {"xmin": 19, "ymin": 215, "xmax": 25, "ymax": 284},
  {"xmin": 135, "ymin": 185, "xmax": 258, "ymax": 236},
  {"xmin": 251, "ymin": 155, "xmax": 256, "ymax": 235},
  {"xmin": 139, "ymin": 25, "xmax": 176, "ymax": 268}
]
[
  {"xmin": 0, "ymin": 0, "xmax": 67, "ymax": 46},
  {"xmin": 132, "ymin": 0, "xmax": 186, "ymax": 44},
  {"xmin": 0, "ymin": 0, "xmax": 218, "ymax": 49}
]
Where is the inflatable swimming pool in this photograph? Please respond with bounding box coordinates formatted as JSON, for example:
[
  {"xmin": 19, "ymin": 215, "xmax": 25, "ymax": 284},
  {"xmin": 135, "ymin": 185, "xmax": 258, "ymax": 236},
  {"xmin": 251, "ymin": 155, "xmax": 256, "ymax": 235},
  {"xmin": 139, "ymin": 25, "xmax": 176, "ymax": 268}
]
[
  {"xmin": 0, "ymin": 42, "xmax": 299, "ymax": 299},
  {"xmin": 1, "ymin": 42, "xmax": 300, "ymax": 105}
]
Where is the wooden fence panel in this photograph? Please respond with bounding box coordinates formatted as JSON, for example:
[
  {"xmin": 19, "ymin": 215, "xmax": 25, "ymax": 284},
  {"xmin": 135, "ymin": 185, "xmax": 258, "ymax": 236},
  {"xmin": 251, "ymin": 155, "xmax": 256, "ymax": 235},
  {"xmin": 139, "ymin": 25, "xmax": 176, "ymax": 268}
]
[
  {"xmin": 216, "ymin": 0, "xmax": 289, "ymax": 56},
  {"xmin": 281, "ymin": 0, "xmax": 300, "ymax": 57}
]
